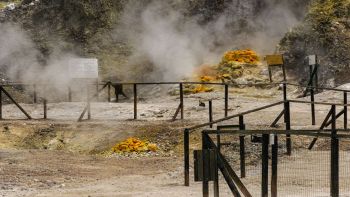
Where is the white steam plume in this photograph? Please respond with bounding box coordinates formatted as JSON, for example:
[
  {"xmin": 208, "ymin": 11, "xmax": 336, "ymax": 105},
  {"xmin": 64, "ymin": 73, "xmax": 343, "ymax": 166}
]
[
  {"xmin": 119, "ymin": 0, "xmax": 306, "ymax": 81},
  {"xmin": 0, "ymin": 23, "xmax": 80, "ymax": 100}
]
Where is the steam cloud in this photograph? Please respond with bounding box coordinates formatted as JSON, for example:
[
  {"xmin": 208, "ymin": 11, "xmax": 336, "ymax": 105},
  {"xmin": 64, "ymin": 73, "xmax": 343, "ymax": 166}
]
[
  {"xmin": 0, "ymin": 23, "xmax": 80, "ymax": 99},
  {"xmin": 120, "ymin": 0, "xmax": 306, "ymax": 81}
]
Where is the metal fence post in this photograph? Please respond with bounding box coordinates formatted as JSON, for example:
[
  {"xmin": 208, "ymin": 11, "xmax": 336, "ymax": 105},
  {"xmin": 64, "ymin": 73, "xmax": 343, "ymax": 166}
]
[
  {"xmin": 331, "ymin": 105, "xmax": 339, "ymax": 197},
  {"xmin": 311, "ymin": 87, "xmax": 316, "ymax": 125},
  {"xmin": 133, "ymin": 84, "xmax": 137, "ymax": 120},
  {"xmin": 43, "ymin": 99, "xmax": 47, "ymax": 119},
  {"xmin": 180, "ymin": 83, "xmax": 184, "ymax": 120},
  {"xmin": 284, "ymin": 101, "xmax": 292, "ymax": 155},
  {"xmin": 202, "ymin": 132, "xmax": 209, "ymax": 197},
  {"xmin": 96, "ymin": 79, "xmax": 99, "ymax": 102},
  {"xmin": 107, "ymin": 82, "xmax": 111, "ymax": 102},
  {"xmin": 209, "ymin": 100, "xmax": 213, "ymax": 128},
  {"xmin": 283, "ymin": 83, "xmax": 287, "ymax": 123},
  {"xmin": 271, "ymin": 134, "xmax": 278, "ymax": 197},
  {"xmin": 239, "ymin": 115, "xmax": 246, "ymax": 178},
  {"xmin": 225, "ymin": 84, "xmax": 228, "ymax": 117},
  {"xmin": 344, "ymin": 91, "xmax": 347, "ymax": 130},
  {"xmin": 184, "ymin": 129, "xmax": 190, "ymax": 186},
  {"xmin": 87, "ymin": 86, "xmax": 91, "ymax": 120},
  {"xmin": 262, "ymin": 134, "xmax": 269, "ymax": 197},
  {"xmin": 33, "ymin": 84, "xmax": 37, "ymax": 104},
  {"xmin": 214, "ymin": 130, "xmax": 220, "ymax": 197},
  {"xmin": 283, "ymin": 82, "xmax": 287, "ymax": 101}
]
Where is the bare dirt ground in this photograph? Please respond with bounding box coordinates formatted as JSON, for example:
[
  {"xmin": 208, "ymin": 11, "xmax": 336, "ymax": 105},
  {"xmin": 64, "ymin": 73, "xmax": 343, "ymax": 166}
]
[{"xmin": 0, "ymin": 86, "xmax": 350, "ymax": 196}]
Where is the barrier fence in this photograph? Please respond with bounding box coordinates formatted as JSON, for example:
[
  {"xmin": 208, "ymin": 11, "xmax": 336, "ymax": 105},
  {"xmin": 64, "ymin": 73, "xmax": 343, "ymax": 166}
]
[{"xmin": 0, "ymin": 80, "xmax": 350, "ymax": 123}]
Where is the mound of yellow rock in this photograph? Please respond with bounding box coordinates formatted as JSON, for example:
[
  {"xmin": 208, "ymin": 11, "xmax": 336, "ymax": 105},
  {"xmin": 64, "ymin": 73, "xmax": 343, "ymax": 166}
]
[
  {"xmin": 111, "ymin": 137, "xmax": 158, "ymax": 153},
  {"xmin": 222, "ymin": 49, "xmax": 259, "ymax": 64},
  {"xmin": 217, "ymin": 49, "xmax": 260, "ymax": 81}
]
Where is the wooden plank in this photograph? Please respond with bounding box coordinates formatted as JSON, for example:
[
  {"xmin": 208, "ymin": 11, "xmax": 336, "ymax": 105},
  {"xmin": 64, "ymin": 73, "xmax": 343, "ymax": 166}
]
[
  {"xmin": 171, "ymin": 103, "xmax": 182, "ymax": 121},
  {"xmin": 270, "ymin": 109, "xmax": 285, "ymax": 127},
  {"xmin": 308, "ymin": 107, "xmax": 334, "ymax": 150},
  {"xmin": 189, "ymin": 101, "xmax": 284, "ymax": 131},
  {"xmin": 77, "ymin": 82, "xmax": 109, "ymax": 122},
  {"xmin": 206, "ymin": 135, "xmax": 252, "ymax": 197},
  {"xmin": 0, "ymin": 87, "xmax": 31, "ymax": 119},
  {"xmin": 325, "ymin": 109, "xmax": 345, "ymax": 128}
]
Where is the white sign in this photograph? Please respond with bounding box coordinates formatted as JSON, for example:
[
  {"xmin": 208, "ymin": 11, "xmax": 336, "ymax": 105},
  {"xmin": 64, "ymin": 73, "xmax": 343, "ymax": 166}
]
[
  {"xmin": 68, "ymin": 58, "xmax": 98, "ymax": 79},
  {"xmin": 308, "ymin": 55, "xmax": 316, "ymax": 66}
]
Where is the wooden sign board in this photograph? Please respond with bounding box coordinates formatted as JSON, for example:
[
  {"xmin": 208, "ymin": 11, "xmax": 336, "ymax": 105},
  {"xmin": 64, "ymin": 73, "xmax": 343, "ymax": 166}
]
[
  {"xmin": 265, "ymin": 55, "xmax": 284, "ymax": 66},
  {"xmin": 68, "ymin": 58, "xmax": 99, "ymax": 79},
  {"xmin": 308, "ymin": 55, "xmax": 316, "ymax": 66}
]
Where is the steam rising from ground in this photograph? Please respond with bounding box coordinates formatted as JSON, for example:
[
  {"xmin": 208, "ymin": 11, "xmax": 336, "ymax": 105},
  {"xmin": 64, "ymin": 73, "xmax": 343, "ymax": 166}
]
[
  {"xmin": 0, "ymin": 23, "xmax": 80, "ymax": 99},
  {"xmin": 121, "ymin": 0, "xmax": 306, "ymax": 81}
]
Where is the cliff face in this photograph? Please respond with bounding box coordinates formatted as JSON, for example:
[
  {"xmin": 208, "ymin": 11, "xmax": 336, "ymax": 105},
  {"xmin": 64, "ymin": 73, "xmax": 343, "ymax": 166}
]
[{"xmin": 280, "ymin": 0, "xmax": 350, "ymax": 86}]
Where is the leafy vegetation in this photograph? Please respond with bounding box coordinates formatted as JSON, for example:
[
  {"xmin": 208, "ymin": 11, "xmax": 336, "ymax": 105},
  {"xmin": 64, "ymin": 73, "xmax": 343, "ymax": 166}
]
[{"xmin": 280, "ymin": 0, "xmax": 350, "ymax": 85}]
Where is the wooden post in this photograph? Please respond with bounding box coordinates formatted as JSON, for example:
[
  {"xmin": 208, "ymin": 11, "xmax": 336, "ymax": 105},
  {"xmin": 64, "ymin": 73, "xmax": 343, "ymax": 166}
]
[
  {"xmin": 239, "ymin": 115, "xmax": 246, "ymax": 178},
  {"xmin": 43, "ymin": 99, "xmax": 47, "ymax": 119},
  {"xmin": 271, "ymin": 134, "xmax": 278, "ymax": 197},
  {"xmin": 209, "ymin": 100, "xmax": 213, "ymax": 128},
  {"xmin": 133, "ymin": 84, "xmax": 137, "ymax": 120},
  {"xmin": 225, "ymin": 84, "xmax": 228, "ymax": 117},
  {"xmin": 344, "ymin": 91, "xmax": 347, "ymax": 130},
  {"xmin": 180, "ymin": 83, "xmax": 184, "ymax": 120},
  {"xmin": 33, "ymin": 84, "xmax": 37, "ymax": 104},
  {"xmin": 262, "ymin": 134, "xmax": 269, "ymax": 197},
  {"xmin": 330, "ymin": 105, "xmax": 339, "ymax": 197},
  {"xmin": 311, "ymin": 88, "xmax": 316, "ymax": 125},
  {"xmin": 184, "ymin": 129, "xmax": 190, "ymax": 186}
]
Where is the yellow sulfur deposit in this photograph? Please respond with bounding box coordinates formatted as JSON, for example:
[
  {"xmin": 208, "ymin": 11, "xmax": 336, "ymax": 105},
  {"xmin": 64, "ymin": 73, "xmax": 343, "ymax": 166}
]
[
  {"xmin": 184, "ymin": 75, "xmax": 215, "ymax": 94},
  {"xmin": 222, "ymin": 49, "xmax": 259, "ymax": 64},
  {"xmin": 111, "ymin": 137, "xmax": 158, "ymax": 153},
  {"xmin": 216, "ymin": 49, "xmax": 260, "ymax": 82},
  {"xmin": 182, "ymin": 49, "xmax": 263, "ymax": 94}
]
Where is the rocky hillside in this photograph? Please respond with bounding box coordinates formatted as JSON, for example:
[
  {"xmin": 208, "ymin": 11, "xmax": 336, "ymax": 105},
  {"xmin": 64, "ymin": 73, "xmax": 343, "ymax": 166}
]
[{"xmin": 280, "ymin": 0, "xmax": 350, "ymax": 86}]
